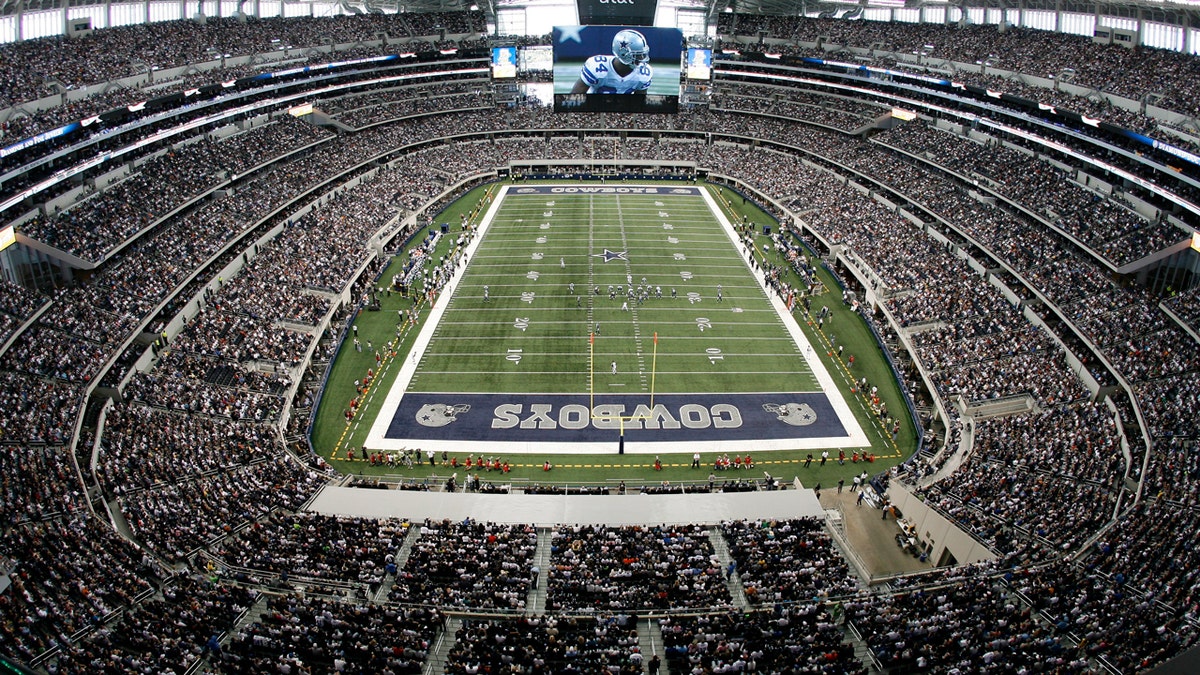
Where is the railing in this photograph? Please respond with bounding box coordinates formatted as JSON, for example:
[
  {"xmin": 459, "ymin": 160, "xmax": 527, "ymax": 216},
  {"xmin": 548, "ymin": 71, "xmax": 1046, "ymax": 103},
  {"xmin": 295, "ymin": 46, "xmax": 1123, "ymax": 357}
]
[
  {"xmin": 194, "ymin": 549, "xmax": 375, "ymax": 599},
  {"xmin": 27, "ymin": 581, "xmax": 158, "ymax": 669},
  {"xmin": 844, "ymin": 620, "xmax": 884, "ymax": 672},
  {"xmin": 825, "ymin": 503, "xmax": 874, "ymax": 584},
  {"xmin": 342, "ymin": 473, "xmax": 778, "ymax": 494},
  {"xmin": 961, "ymin": 392, "xmax": 1035, "ymax": 419}
]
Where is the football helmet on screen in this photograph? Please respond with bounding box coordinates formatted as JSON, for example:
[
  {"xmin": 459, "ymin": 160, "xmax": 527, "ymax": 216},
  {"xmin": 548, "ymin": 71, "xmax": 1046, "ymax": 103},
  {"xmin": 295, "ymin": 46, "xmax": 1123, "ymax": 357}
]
[{"xmin": 612, "ymin": 29, "xmax": 650, "ymax": 66}]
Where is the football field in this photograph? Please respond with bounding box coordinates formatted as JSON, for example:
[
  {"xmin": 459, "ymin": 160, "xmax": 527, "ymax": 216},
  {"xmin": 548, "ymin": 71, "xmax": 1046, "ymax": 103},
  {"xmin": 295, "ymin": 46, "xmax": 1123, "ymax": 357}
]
[{"xmin": 366, "ymin": 185, "xmax": 869, "ymax": 454}]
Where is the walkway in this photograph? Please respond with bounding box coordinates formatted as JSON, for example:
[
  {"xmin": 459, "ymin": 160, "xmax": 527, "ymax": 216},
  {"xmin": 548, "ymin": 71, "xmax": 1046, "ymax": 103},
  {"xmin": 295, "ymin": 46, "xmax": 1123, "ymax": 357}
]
[
  {"xmin": 819, "ymin": 490, "xmax": 932, "ymax": 579},
  {"xmin": 307, "ymin": 484, "xmax": 824, "ymax": 525}
]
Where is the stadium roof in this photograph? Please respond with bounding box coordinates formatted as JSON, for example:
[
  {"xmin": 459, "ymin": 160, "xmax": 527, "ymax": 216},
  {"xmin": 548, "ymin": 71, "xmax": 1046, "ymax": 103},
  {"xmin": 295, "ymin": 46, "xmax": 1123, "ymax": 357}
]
[
  {"xmin": 697, "ymin": 0, "xmax": 1200, "ymax": 26},
  {"xmin": 0, "ymin": 0, "xmax": 1198, "ymax": 30}
]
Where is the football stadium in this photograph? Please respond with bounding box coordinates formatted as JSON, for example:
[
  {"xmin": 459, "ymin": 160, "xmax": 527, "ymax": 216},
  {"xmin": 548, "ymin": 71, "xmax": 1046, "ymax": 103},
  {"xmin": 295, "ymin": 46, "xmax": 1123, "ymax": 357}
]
[{"xmin": 0, "ymin": 0, "xmax": 1196, "ymax": 673}]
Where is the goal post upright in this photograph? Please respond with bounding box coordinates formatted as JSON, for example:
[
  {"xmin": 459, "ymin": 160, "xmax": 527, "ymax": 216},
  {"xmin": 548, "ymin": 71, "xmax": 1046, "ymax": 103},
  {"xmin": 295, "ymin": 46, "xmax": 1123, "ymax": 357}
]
[
  {"xmin": 587, "ymin": 330, "xmax": 661, "ymax": 456},
  {"xmin": 650, "ymin": 331, "xmax": 658, "ymax": 410}
]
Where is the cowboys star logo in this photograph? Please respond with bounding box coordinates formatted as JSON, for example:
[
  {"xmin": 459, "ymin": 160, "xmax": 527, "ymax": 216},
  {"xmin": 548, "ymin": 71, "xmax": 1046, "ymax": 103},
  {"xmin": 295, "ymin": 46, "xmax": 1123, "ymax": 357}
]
[
  {"xmin": 415, "ymin": 403, "xmax": 471, "ymax": 427},
  {"xmin": 763, "ymin": 402, "xmax": 818, "ymax": 426},
  {"xmin": 591, "ymin": 249, "xmax": 628, "ymax": 263}
]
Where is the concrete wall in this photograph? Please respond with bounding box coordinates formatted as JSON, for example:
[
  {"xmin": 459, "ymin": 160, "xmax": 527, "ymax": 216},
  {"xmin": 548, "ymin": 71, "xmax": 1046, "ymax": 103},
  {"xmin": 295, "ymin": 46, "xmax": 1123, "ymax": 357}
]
[{"xmin": 886, "ymin": 480, "xmax": 996, "ymax": 567}]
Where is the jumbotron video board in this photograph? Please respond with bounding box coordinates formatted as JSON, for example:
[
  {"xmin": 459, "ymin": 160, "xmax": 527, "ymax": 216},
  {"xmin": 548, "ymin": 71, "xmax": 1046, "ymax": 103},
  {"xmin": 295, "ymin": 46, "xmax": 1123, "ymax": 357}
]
[
  {"xmin": 491, "ymin": 46, "xmax": 518, "ymax": 79},
  {"xmin": 553, "ymin": 25, "xmax": 683, "ymax": 113},
  {"xmin": 686, "ymin": 47, "xmax": 712, "ymax": 80}
]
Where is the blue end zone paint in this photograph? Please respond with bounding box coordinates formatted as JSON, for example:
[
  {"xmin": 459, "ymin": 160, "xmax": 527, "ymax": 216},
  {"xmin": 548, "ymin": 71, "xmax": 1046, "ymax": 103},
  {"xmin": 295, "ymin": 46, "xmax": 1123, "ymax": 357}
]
[
  {"xmin": 507, "ymin": 185, "xmax": 703, "ymax": 196},
  {"xmin": 387, "ymin": 392, "xmax": 848, "ymax": 443}
]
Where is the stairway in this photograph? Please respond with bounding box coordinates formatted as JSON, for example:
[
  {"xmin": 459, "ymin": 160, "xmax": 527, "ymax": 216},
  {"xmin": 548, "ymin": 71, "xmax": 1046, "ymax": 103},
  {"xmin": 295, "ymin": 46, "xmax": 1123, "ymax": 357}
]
[
  {"xmin": 422, "ymin": 615, "xmax": 461, "ymax": 675},
  {"xmin": 233, "ymin": 593, "xmax": 272, "ymax": 630},
  {"xmin": 638, "ymin": 616, "xmax": 665, "ymax": 672},
  {"xmin": 706, "ymin": 527, "xmax": 750, "ymax": 610},
  {"xmin": 373, "ymin": 524, "xmax": 421, "ymax": 603},
  {"xmin": 107, "ymin": 498, "xmax": 137, "ymax": 541},
  {"xmin": 845, "ymin": 621, "xmax": 880, "ymax": 673},
  {"xmin": 190, "ymin": 592, "xmax": 271, "ymax": 674},
  {"xmin": 525, "ymin": 526, "xmax": 553, "ymax": 614}
]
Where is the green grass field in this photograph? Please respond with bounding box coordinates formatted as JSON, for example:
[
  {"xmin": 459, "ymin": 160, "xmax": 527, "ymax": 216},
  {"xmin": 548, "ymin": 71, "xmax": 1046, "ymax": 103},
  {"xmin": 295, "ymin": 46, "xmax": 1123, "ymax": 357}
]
[
  {"xmin": 411, "ymin": 189, "xmax": 819, "ymax": 396},
  {"xmin": 311, "ymin": 181, "xmax": 918, "ymax": 488}
]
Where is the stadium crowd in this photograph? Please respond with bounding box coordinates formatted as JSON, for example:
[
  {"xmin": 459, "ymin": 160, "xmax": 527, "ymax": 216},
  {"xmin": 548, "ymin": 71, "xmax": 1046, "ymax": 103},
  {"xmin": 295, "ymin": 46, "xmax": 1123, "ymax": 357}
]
[
  {"xmin": 388, "ymin": 519, "xmax": 538, "ymax": 609},
  {"xmin": 720, "ymin": 518, "xmax": 860, "ymax": 604},
  {"xmin": 217, "ymin": 595, "xmax": 438, "ymax": 674},
  {"xmin": 877, "ymin": 122, "xmax": 1186, "ymax": 267},
  {"xmin": 1020, "ymin": 562, "xmax": 1195, "ymax": 673},
  {"xmin": 712, "ymin": 51, "xmax": 1200, "ymax": 211},
  {"xmin": 0, "ymin": 11, "xmax": 485, "ymax": 112},
  {"xmin": 846, "ymin": 575, "xmax": 1087, "ymax": 672},
  {"xmin": 660, "ymin": 607, "xmax": 864, "ymax": 674},
  {"xmin": 0, "ymin": 10, "xmax": 1193, "ymax": 675},
  {"xmin": 446, "ymin": 616, "xmax": 645, "ymax": 675},
  {"xmin": 0, "ymin": 517, "xmax": 164, "ymax": 662},
  {"xmin": 119, "ymin": 457, "xmax": 323, "ymax": 562},
  {"xmin": 547, "ymin": 524, "xmax": 732, "ymax": 612},
  {"xmin": 210, "ymin": 512, "xmax": 405, "ymax": 588},
  {"xmin": 716, "ymin": 14, "xmax": 1200, "ymax": 118},
  {"xmin": 49, "ymin": 576, "xmax": 256, "ymax": 675},
  {"xmin": 0, "ymin": 444, "xmax": 84, "ymax": 525},
  {"xmin": 95, "ymin": 404, "xmax": 282, "ymax": 495},
  {"xmin": 712, "ymin": 85, "xmax": 888, "ymax": 133}
]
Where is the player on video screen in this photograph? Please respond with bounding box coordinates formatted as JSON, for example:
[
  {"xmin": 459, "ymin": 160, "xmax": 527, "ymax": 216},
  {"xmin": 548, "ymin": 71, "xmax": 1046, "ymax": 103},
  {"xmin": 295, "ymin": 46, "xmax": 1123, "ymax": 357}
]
[{"xmin": 570, "ymin": 29, "xmax": 652, "ymax": 95}]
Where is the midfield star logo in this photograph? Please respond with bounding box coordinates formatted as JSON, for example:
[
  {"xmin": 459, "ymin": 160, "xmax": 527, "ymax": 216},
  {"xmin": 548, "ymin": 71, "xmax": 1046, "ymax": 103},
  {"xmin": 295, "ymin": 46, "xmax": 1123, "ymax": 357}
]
[{"xmin": 592, "ymin": 249, "xmax": 628, "ymax": 263}]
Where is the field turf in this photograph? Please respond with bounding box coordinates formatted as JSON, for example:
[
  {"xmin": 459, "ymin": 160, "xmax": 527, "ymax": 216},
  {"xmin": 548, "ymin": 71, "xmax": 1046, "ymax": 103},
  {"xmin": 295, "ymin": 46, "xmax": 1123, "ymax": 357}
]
[{"xmin": 311, "ymin": 181, "xmax": 917, "ymax": 489}]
